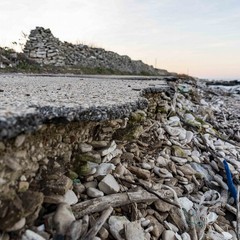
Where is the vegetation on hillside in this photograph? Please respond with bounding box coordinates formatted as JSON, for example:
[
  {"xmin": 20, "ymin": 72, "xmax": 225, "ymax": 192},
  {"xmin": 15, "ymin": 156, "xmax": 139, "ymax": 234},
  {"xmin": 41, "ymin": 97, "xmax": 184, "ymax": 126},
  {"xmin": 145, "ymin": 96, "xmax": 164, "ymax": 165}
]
[{"xmin": 0, "ymin": 46, "xmax": 161, "ymax": 75}]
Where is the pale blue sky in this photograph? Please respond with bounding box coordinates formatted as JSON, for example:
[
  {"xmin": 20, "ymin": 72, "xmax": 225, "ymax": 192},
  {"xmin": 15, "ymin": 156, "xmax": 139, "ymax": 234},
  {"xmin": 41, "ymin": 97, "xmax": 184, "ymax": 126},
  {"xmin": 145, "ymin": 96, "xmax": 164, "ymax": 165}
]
[{"xmin": 0, "ymin": 0, "xmax": 240, "ymax": 79}]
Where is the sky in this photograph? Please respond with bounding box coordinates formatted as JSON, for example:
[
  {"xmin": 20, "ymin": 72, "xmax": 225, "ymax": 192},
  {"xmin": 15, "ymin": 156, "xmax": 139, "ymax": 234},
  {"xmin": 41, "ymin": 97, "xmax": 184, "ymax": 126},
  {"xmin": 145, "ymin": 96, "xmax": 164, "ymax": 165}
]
[{"xmin": 0, "ymin": 0, "xmax": 240, "ymax": 79}]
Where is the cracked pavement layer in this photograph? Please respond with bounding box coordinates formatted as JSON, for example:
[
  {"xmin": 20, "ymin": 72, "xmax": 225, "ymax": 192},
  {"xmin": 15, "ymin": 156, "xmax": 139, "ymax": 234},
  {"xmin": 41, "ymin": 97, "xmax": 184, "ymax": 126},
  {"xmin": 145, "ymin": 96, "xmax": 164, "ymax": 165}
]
[{"xmin": 0, "ymin": 74, "xmax": 170, "ymax": 139}]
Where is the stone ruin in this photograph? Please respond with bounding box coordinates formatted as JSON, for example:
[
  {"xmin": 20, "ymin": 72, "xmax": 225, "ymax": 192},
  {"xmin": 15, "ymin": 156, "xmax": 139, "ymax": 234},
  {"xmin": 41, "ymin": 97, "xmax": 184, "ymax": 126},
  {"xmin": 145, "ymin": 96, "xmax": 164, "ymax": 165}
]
[{"xmin": 23, "ymin": 27, "xmax": 169, "ymax": 75}]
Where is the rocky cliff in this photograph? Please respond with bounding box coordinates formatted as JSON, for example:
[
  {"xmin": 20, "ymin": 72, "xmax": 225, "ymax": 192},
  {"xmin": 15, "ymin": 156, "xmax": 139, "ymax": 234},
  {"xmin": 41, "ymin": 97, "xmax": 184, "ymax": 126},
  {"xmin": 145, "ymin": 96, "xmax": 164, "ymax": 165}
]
[{"xmin": 23, "ymin": 27, "xmax": 169, "ymax": 75}]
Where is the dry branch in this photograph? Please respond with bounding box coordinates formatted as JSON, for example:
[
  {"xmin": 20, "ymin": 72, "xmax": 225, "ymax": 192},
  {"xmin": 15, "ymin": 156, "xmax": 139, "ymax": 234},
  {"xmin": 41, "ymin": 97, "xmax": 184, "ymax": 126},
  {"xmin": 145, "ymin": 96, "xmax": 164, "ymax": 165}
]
[
  {"xmin": 116, "ymin": 176, "xmax": 180, "ymax": 208},
  {"xmin": 72, "ymin": 190, "xmax": 159, "ymax": 219},
  {"xmin": 83, "ymin": 206, "xmax": 113, "ymax": 240}
]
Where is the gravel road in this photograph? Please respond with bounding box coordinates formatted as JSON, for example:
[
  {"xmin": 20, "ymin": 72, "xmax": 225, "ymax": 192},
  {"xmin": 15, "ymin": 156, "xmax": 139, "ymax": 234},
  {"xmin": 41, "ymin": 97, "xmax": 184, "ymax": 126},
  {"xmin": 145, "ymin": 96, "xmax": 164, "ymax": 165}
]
[{"xmin": 0, "ymin": 74, "xmax": 170, "ymax": 139}]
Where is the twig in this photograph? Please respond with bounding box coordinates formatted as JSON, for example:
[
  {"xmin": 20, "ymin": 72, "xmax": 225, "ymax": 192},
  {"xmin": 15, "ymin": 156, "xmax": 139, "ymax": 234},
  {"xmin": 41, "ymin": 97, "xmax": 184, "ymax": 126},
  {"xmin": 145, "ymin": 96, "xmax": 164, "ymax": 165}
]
[
  {"xmin": 72, "ymin": 189, "xmax": 160, "ymax": 219},
  {"xmin": 83, "ymin": 206, "xmax": 113, "ymax": 240},
  {"xmin": 142, "ymin": 120, "xmax": 159, "ymax": 134},
  {"xmin": 116, "ymin": 176, "xmax": 181, "ymax": 208},
  {"xmin": 177, "ymin": 110, "xmax": 240, "ymax": 148},
  {"xmin": 208, "ymin": 131, "xmax": 240, "ymax": 148},
  {"xmin": 198, "ymin": 134, "xmax": 223, "ymax": 165},
  {"xmin": 188, "ymin": 194, "xmax": 221, "ymax": 206},
  {"xmin": 209, "ymin": 121, "xmax": 240, "ymax": 144}
]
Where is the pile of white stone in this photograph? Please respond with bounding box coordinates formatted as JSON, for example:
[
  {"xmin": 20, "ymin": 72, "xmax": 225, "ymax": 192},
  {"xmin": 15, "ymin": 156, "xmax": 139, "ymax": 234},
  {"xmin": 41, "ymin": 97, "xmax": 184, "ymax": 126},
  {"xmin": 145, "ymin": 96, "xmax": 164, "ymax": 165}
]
[
  {"xmin": 23, "ymin": 27, "xmax": 65, "ymax": 66},
  {"xmin": 23, "ymin": 27, "xmax": 169, "ymax": 75}
]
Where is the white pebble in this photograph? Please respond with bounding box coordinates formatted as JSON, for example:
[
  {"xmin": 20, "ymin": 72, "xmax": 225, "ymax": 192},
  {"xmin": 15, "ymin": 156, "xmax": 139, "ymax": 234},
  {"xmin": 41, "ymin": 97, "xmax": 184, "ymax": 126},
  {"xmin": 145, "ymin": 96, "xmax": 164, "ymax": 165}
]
[
  {"xmin": 141, "ymin": 219, "xmax": 151, "ymax": 227},
  {"xmin": 36, "ymin": 224, "xmax": 45, "ymax": 232},
  {"xmin": 186, "ymin": 131, "xmax": 194, "ymax": 143},
  {"xmin": 222, "ymin": 232, "xmax": 233, "ymax": 240},
  {"xmin": 87, "ymin": 187, "xmax": 104, "ymax": 198},
  {"xmin": 181, "ymin": 232, "xmax": 191, "ymax": 240},
  {"xmin": 94, "ymin": 163, "xmax": 116, "ymax": 177},
  {"xmin": 144, "ymin": 226, "xmax": 154, "ymax": 233},
  {"xmin": 63, "ymin": 190, "xmax": 78, "ymax": 205},
  {"xmin": 142, "ymin": 163, "xmax": 152, "ymax": 170},
  {"xmin": 22, "ymin": 230, "xmax": 45, "ymax": 240},
  {"xmin": 89, "ymin": 167, "xmax": 97, "ymax": 175},
  {"xmin": 185, "ymin": 113, "xmax": 195, "ymax": 121},
  {"xmin": 14, "ymin": 135, "xmax": 26, "ymax": 148},
  {"xmin": 6, "ymin": 218, "xmax": 26, "ymax": 232},
  {"xmin": 162, "ymin": 230, "xmax": 176, "ymax": 240},
  {"xmin": 206, "ymin": 212, "xmax": 218, "ymax": 224}
]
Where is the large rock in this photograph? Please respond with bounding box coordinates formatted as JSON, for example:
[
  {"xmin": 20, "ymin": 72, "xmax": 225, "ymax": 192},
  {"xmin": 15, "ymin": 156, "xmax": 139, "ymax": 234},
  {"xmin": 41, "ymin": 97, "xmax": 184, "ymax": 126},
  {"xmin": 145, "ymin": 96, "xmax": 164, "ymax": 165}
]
[
  {"xmin": 125, "ymin": 221, "xmax": 145, "ymax": 240},
  {"xmin": 98, "ymin": 174, "xmax": 120, "ymax": 194},
  {"xmin": 0, "ymin": 191, "xmax": 44, "ymax": 231},
  {"xmin": 53, "ymin": 203, "xmax": 76, "ymax": 236}
]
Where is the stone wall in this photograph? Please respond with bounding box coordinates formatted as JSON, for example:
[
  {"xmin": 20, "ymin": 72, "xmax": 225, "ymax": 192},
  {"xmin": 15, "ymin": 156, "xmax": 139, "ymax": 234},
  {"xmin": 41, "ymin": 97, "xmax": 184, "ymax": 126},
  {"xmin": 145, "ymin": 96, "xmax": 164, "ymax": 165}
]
[{"xmin": 23, "ymin": 27, "xmax": 169, "ymax": 75}]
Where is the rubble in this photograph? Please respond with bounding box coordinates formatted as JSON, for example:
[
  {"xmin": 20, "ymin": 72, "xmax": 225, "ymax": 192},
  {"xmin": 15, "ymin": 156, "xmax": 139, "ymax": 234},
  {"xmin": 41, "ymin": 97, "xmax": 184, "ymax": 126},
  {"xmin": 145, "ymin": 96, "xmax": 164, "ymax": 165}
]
[
  {"xmin": 23, "ymin": 27, "xmax": 169, "ymax": 75},
  {"xmin": 0, "ymin": 76, "xmax": 239, "ymax": 239}
]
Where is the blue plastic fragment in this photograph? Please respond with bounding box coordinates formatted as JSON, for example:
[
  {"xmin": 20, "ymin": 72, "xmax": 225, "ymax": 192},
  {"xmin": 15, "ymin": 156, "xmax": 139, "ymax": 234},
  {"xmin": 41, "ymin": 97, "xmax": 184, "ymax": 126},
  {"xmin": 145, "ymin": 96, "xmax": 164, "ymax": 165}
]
[{"xmin": 223, "ymin": 159, "xmax": 237, "ymax": 202}]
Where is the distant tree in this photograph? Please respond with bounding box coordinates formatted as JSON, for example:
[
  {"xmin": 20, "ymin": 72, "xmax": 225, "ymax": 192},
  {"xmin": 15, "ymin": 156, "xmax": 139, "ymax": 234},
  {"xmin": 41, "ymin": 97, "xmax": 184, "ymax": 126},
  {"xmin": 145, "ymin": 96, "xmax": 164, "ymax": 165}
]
[
  {"xmin": 19, "ymin": 31, "xmax": 29, "ymax": 51},
  {"xmin": 11, "ymin": 31, "xmax": 29, "ymax": 52}
]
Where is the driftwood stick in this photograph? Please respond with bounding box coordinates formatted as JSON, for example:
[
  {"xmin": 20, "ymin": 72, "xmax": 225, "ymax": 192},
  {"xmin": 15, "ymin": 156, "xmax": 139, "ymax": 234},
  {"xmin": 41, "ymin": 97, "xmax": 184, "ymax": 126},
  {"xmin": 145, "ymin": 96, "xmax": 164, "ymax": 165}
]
[
  {"xmin": 142, "ymin": 120, "xmax": 159, "ymax": 134},
  {"xmin": 83, "ymin": 206, "xmax": 113, "ymax": 240},
  {"xmin": 164, "ymin": 185, "xmax": 188, "ymax": 230},
  {"xmin": 199, "ymin": 134, "xmax": 223, "ymax": 165},
  {"xmin": 178, "ymin": 110, "xmax": 240, "ymax": 147},
  {"xmin": 72, "ymin": 190, "xmax": 159, "ymax": 219},
  {"xmin": 80, "ymin": 215, "xmax": 89, "ymax": 239},
  {"xmin": 116, "ymin": 176, "xmax": 181, "ymax": 208},
  {"xmin": 208, "ymin": 131, "xmax": 240, "ymax": 147},
  {"xmin": 89, "ymin": 215, "xmax": 109, "ymax": 239}
]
